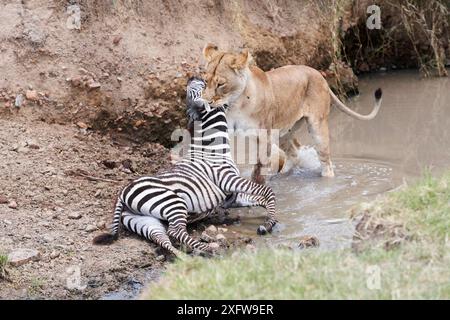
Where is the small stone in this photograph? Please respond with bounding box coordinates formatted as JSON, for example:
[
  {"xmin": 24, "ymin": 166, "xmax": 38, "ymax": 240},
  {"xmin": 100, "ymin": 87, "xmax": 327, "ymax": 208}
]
[
  {"xmin": 7, "ymin": 201, "xmax": 17, "ymax": 209},
  {"xmin": 25, "ymin": 90, "xmax": 39, "ymax": 101},
  {"xmin": 94, "ymin": 189, "xmax": 102, "ymax": 198},
  {"xmin": 155, "ymin": 255, "xmax": 165, "ymax": 262},
  {"xmin": 208, "ymin": 242, "xmax": 220, "ymax": 250},
  {"xmin": 0, "ymin": 195, "xmax": 8, "ymax": 204},
  {"xmin": 245, "ymin": 244, "xmax": 256, "ymax": 251},
  {"xmin": 42, "ymin": 234, "xmax": 54, "ymax": 243},
  {"xmin": 215, "ymin": 233, "xmax": 226, "ymax": 242},
  {"xmin": 50, "ymin": 251, "xmax": 60, "ymax": 259},
  {"xmin": 218, "ymin": 227, "xmax": 228, "ymax": 233},
  {"xmin": 96, "ymin": 220, "xmax": 106, "ymax": 229},
  {"xmin": 76, "ymin": 122, "xmax": 88, "ymax": 129},
  {"xmin": 68, "ymin": 212, "xmax": 82, "ymax": 219},
  {"xmin": 205, "ymin": 225, "xmax": 217, "ymax": 234},
  {"xmin": 85, "ymin": 225, "xmax": 97, "ymax": 233},
  {"xmin": 200, "ymin": 232, "xmax": 213, "ymax": 243},
  {"xmin": 8, "ymin": 249, "xmax": 41, "ymax": 267},
  {"xmin": 87, "ymin": 81, "xmax": 101, "ymax": 90},
  {"xmin": 113, "ymin": 35, "xmax": 122, "ymax": 45},
  {"xmin": 298, "ymin": 235, "xmax": 320, "ymax": 249},
  {"xmin": 15, "ymin": 94, "xmax": 24, "ymax": 107}
]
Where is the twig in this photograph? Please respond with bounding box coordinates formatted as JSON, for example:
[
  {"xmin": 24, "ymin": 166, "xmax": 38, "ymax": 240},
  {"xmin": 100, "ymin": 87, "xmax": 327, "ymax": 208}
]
[{"xmin": 65, "ymin": 169, "xmax": 122, "ymax": 183}]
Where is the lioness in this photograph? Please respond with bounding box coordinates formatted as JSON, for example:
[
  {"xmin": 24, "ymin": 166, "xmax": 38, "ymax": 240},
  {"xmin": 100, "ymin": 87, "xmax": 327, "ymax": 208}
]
[{"xmin": 202, "ymin": 44, "xmax": 382, "ymax": 181}]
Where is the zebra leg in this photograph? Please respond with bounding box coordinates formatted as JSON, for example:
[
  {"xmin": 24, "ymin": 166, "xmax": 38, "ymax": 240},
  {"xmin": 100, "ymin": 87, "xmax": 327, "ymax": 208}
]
[
  {"xmin": 163, "ymin": 202, "xmax": 212, "ymax": 254},
  {"xmin": 222, "ymin": 176, "xmax": 277, "ymax": 235},
  {"xmin": 221, "ymin": 193, "xmax": 264, "ymax": 208},
  {"xmin": 121, "ymin": 211, "xmax": 182, "ymax": 257}
]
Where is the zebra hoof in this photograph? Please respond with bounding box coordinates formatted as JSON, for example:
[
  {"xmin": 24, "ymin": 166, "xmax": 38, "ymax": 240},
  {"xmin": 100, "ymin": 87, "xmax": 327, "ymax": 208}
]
[{"xmin": 257, "ymin": 225, "xmax": 268, "ymax": 235}]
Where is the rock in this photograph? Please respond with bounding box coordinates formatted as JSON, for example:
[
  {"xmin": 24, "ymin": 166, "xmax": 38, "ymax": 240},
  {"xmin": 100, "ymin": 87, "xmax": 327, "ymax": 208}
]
[
  {"xmin": 208, "ymin": 242, "xmax": 220, "ymax": 250},
  {"xmin": 215, "ymin": 233, "xmax": 226, "ymax": 242},
  {"xmin": 85, "ymin": 225, "xmax": 97, "ymax": 233},
  {"xmin": 205, "ymin": 225, "xmax": 217, "ymax": 234},
  {"xmin": 298, "ymin": 235, "xmax": 320, "ymax": 249},
  {"xmin": 8, "ymin": 249, "xmax": 41, "ymax": 267},
  {"xmin": 113, "ymin": 35, "xmax": 122, "ymax": 45},
  {"xmin": 200, "ymin": 232, "xmax": 213, "ymax": 243},
  {"xmin": 68, "ymin": 212, "xmax": 82, "ymax": 219},
  {"xmin": 155, "ymin": 255, "xmax": 165, "ymax": 262},
  {"xmin": 218, "ymin": 227, "xmax": 228, "ymax": 233},
  {"xmin": 76, "ymin": 122, "xmax": 88, "ymax": 129},
  {"xmin": 42, "ymin": 234, "xmax": 55, "ymax": 243},
  {"xmin": 0, "ymin": 195, "xmax": 8, "ymax": 204},
  {"xmin": 66, "ymin": 5, "xmax": 81, "ymax": 30},
  {"xmin": 87, "ymin": 80, "xmax": 101, "ymax": 90},
  {"xmin": 245, "ymin": 244, "xmax": 256, "ymax": 251},
  {"xmin": 50, "ymin": 251, "xmax": 60, "ymax": 259},
  {"xmin": 25, "ymin": 90, "xmax": 39, "ymax": 101},
  {"xmin": 15, "ymin": 94, "xmax": 24, "ymax": 107},
  {"xmin": 7, "ymin": 201, "xmax": 17, "ymax": 209},
  {"xmin": 96, "ymin": 220, "xmax": 106, "ymax": 229}
]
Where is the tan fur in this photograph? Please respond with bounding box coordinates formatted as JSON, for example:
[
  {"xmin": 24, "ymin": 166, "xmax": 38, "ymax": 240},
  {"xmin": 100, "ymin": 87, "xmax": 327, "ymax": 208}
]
[{"xmin": 202, "ymin": 44, "xmax": 382, "ymax": 180}]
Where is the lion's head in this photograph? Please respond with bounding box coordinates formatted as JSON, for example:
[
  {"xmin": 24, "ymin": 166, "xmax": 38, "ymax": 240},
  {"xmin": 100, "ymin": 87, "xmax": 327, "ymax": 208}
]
[{"xmin": 202, "ymin": 43, "xmax": 253, "ymax": 106}]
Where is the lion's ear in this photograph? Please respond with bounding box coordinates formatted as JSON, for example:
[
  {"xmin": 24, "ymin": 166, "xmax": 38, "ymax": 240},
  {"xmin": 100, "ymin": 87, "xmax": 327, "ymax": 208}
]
[
  {"xmin": 203, "ymin": 43, "xmax": 219, "ymax": 62},
  {"xmin": 231, "ymin": 49, "xmax": 252, "ymax": 70}
]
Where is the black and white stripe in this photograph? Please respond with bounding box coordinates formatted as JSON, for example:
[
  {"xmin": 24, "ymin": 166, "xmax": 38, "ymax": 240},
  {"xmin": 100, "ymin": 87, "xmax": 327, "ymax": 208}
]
[{"xmin": 93, "ymin": 77, "xmax": 278, "ymax": 256}]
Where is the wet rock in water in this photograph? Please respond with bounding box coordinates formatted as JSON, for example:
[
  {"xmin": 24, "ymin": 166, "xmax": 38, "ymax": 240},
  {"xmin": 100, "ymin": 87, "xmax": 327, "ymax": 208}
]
[
  {"xmin": 8, "ymin": 249, "xmax": 41, "ymax": 267},
  {"xmin": 25, "ymin": 90, "xmax": 39, "ymax": 101},
  {"xmin": 68, "ymin": 212, "xmax": 82, "ymax": 219},
  {"xmin": 298, "ymin": 235, "xmax": 320, "ymax": 249},
  {"xmin": 8, "ymin": 201, "xmax": 17, "ymax": 209},
  {"xmin": 0, "ymin": 195, "xmax": 8, "ymax": 204},
  {"xmin": 15, "ymin": 94, "xmax": 24, "ymax": 107}
]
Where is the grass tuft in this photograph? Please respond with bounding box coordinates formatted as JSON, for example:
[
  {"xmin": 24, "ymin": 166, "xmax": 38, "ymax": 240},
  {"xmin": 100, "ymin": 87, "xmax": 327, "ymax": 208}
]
[{"xmin": 142, "ymin": 171, "xmax": 450, "ymax": 299}]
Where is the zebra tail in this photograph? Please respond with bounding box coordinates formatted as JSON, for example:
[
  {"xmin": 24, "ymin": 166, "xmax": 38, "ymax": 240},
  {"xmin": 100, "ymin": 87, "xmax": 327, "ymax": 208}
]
[{"xmin": 92, "ymin": 197, "xmax": 124, "ymax": 245}]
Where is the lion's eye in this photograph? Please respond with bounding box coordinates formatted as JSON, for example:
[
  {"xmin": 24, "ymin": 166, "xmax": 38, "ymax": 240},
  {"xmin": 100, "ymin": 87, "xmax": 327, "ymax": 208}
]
[{"xmin": 217, "ymin": 82, "xmax": 225, "ymax": 88}]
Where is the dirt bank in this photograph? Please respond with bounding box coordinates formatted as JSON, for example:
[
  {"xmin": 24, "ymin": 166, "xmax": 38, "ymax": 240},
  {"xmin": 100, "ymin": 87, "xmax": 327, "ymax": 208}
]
[
  {"xmin": 1, "ymin": 0, "xmax": 449, "ymax": 299},
  {"xmin": 0, "ymin": 116, "xmax": 173, "ymax": 299}
]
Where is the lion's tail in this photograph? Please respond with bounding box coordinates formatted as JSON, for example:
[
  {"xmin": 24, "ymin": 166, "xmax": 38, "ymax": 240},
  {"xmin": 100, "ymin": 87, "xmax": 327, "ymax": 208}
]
[{"xmin": 330, "ymin": 88, "xmax": 382, "ymax": 120}]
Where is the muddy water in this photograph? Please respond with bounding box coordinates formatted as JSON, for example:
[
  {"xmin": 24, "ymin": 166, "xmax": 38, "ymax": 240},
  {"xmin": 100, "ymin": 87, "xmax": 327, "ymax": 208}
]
[
  {"xmin": 105, "ymin": 70, "xmax": 449, "ymax": 299},
  {"xmin": 228, "ymin": 70, "xmax": 450, "ymax": 250}
]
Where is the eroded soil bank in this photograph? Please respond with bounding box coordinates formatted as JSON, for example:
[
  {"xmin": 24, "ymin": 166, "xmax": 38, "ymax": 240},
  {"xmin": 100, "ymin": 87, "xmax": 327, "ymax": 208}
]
[{"xmin": 1, "ymin": 0, "xmax": 449, "ymax": 299}]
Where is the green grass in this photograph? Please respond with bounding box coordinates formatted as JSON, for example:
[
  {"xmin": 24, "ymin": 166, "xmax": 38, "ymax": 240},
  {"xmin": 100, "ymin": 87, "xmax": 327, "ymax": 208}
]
[{"xmin": 142, "ymin": 171, "xmax": 450, "ymax": 299}]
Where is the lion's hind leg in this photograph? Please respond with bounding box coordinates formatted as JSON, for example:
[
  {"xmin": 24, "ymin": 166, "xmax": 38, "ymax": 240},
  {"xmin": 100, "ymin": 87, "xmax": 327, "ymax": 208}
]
[{"xmin": 306, "ymin": 116, "xmax": 334, "ymax": 177}]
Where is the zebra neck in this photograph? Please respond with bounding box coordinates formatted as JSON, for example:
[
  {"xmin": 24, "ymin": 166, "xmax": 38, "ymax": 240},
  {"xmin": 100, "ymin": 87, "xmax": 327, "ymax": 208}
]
[{"xmin": 189, "ymin": 128, "xmax": 231, "ymax": 159}]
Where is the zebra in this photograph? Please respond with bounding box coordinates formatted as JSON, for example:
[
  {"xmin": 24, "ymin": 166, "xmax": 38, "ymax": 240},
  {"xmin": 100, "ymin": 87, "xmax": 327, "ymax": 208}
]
[{"xmin": 93, "ymin": 77, "xmax": 278, "ymax": 256}]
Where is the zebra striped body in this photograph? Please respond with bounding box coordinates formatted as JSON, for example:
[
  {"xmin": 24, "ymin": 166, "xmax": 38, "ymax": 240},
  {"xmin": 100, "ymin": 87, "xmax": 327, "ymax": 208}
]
[{"xmin": 93, "ymin": 77, "xmax": 277, "ymax": 256}]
